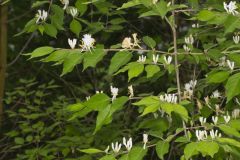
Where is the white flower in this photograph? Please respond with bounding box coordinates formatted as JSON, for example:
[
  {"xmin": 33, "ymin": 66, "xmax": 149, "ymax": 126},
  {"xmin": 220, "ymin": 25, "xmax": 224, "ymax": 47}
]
[
  {"xmin": 223, "ymin": 115, "xmax": 231, "ymax": 123},
  {"xmin": 233, "ymin": 35, "xmax": 240, "ymax": 44},
  {"xmin": 211, "ymin": 90, "xmax": 221, "ymax": 98},
  {"xmin": 185, "ymin": 34, "xmax": 194, "ymax": 45},
  {"xmin": 132, "ymin": 33, "xmax": 142, "ymax": 49},
  {"xmin": 183, "ymin": 44, "xmax": 191, "ymax": 52},
  {"xmin": 123, "ymin": 137, "xmax": 133, "ymax": 151},
  {"xmin": 128, "ymin": 85, "xmax": 134, "ymax": 98},
  {"xmin": 110, "ymin": 86, "xmax": 119, "ymax": 101},
  {"xmin": 163, "ymin": 56, "xmax": 172, "ymax": 65},
  {"xmin": 224, "ymin": 1, "xmax": 239, "ymax": 16},
  {"xmin": 212, "ymin": 116, "xmax": 218, "ymax": 125},
  {"xmin": 137, "ymin": 55, "xmax": 146, "ymax": 63},
  {"xmin": 68, "ymin": 38, "xmax": 77, "ymax": 49},
  {"xmin": 36, "ymin": 10, "xmax": 48, "ymax": 23},
  {"xmin": 210, "ymin": 129, "xmax": 222, "ymax": 139},
  {"xmin": 227, "ymin": 60, "xmax": 235, "ymax": 71},
  {"xmin": 219, "ymin": 56, "xmax": 227, "ymax": 67},
  {"xmin": 104, "ymin": 145, "xmax": 110, "ymax": 154},
  {"xmin": 195, "ymin": 130, "xmax": 208, "ymax": 141},
  {"xmin": 60, "ymin": 0, "xmax": 69, "ymax": 10},
  {"xmin": 111, "ymin": 142, "xmax": 122, "ymax": 154},
  {"xmin": 152, "ymin": 0, "xmax": 158, "ymax": 4},
  {"xmin": 160, "ymin": 94, "xmax": 178, "ymax": 104},
  {"xmin": 143, "ymin": 134, "xmax": 148, "ymax": 149},
  {"xmin": 199, "ymin": 117, "xmax": 206, "ymax": 125},
  {"xmin": 122, "ymin": 37, "xmax": 133, "ymax": 49},
  {"xmin": 152, "ymin": 54, "xmax": 159, "ymax": 64},
  {"xmin": 167, "ymin": 2, "xmax": 171, "ymax": 7},
  {"xmin": 232, "ymin": 109, "xmax": 240, "ymax": 119},
  {"xmin": 70, "ymin": 7, "xmax": 78, "ymax": 17},
  {"xmin": 184, "ymin": 80, "xmax": 197, "ymax": 97},
  {"xmin": 80, "ymin": 34, "xmax": 95, "ymax": 51},
  {"xmin": 96, "ymin": 90, "xmax": 103, "ymax": 94},
  {"xmin": 86, "ymin": 96, "xmax": 91, "ymax": 101},
  {"xmin": 192, "ymin": 23, "xmax": 199, "ymax": 28}
]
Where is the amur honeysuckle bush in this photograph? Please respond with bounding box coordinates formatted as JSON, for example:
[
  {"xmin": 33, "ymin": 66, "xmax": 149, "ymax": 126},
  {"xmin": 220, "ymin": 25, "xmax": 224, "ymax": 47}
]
[{"xmin": 7, "ymin": 0, "xmax": 240, "ymax": 159}]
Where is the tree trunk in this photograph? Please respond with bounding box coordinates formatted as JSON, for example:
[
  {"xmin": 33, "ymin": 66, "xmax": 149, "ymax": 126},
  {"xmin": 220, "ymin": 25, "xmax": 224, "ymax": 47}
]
[{"xmin": 0, "ymin": 5, "xmax": 7, "ymax": 126}]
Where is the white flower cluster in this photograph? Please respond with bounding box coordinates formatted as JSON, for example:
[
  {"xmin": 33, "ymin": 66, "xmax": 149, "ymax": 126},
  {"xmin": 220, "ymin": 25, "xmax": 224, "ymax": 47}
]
[
  {"xmin": 233, "ymin": 35, "xmax": 240, "ymax": 44},
  {"xmin": 68, "ymin": 34, "xmax": 95, "ymax": 51},
  {"xmin": 163, "ymin": 56, "xmax": 172, "ymax": 65},
  {"xmin": 232, "ymin": 109, "xmax": 240, "ymax": 119},
  {"xmin": 60, "ymin": 0, "xmax": 69, "ymax": 10},
  {"xmin": 110, "ymin": 86, "xmax": 119, "ymax": 101},
  {"xmin": 69, "ymin": 7, "xmax": 78, "ymax": 17},
  {"xmin": 224, "ymin": 1, "xmax": 239, "ymax": 16},
  {"xmin": 227, "ymin": 60, "xmax": 235, "ymax": 71},
  {"xmin": 128, "ymin": 85, "xmax": 134, "ymax": 98},
  {"xmin": 183, "ymin": 34, "xmax": 194, "ymax": 52},
  {"xmin": 218, "ymin": 56, "xmax": 235, "ymax": 71},
  {"xmin": 195, "ymin": 129, "xmax": 222, "ymax": 141},
  {"xmin": 152, "ymin": 54, "xmax": 159, "ymax": 64},
  {"xmin": 199, "ymin": 116, "xmax": 206, "ymax": 125},
  {"xmin": 211, "ymin": 90, "xmax": 221, "ymax": 99},
  {"xmin": 122, "ymin": 33, "xmax": 141, "ymax": 49},
  {"xmin": 107, "ymin": 134, "xmax": 149, "ymax": 154},
  {"xmin": 137, "ymin": 55, "xmax": 146, "ymax": 63},
  {"xmin": 159, "ymin": 94, "xmax": 178, "ymax": 104},
  {"xmin": 184, "ymin": 80, "xmax": 197, "ymax": 98},
  {"xmin": 36, "ymin": 10, "xmax": 48, "ymax": 24}
]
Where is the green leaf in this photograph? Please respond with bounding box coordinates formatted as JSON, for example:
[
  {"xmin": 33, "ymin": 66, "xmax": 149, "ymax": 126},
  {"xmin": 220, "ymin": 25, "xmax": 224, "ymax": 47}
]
[
  {"xmin": 128, "ymin": 62, "xmax": 144, "ymax": 81},
  {"xmin": 83, "ymin": 47, "xmax": 105, "ymax": 70},
  {"xmin": 99, "ymin": 155, "xmax": 117, "ymax": 160},
  {"xmin": 31, "ymin": 1, "xmax": 49, "ymax": 8},
  {"xmin": 206, "ymin": 70, "xmax": 230, "ymax": 84},
  {"xmin": 217, "ymin": 138, "xmax": 240, "ymax": 148},
  {"xmin": 29, "ymin": 46, "xmax": 54, "ymax": 59},
  {"xmin": 224, "ymin": 15, "xmax": 240, "ymax": 34},
  {"xmin": 44, "ymin": 23, "xmax": 57, "ymax": 38},
  {"xmin": 142, "ymin": 36, "xmax": 156, "ymax": 48},
  {"xmin": 75, "ymin": 0, "xmax": 88, "ymax": 16},
  {"xmin": 110, "ymin": 96, "xmax": 129, "ymax": 114},
  {"xmin": 79, "ymin": 148, "xmax": 103, "ymax": 154},
  {"xmin": 160, "ymin": 103, "xmax": 189, "ymax": 121},
  {"xmin": 133, "ymin": 96, "xmax": 159, "ymax": 106},
  {"xmin": 119, "ymin": 0, "xmax": 141, "ymax": 9},
  {"xmin": 61, "ymin": 51, "xmax": 83, "ymax": 76},
  {"xmin": 184, "ymin": 141, "xmax": 219, "ymax": 159},
  {"xmin": 225, "ymin": 73, "xmax": 240, "ymax": 102},
  {"xmin": 145, "ymin": 65, "xmax": 160, "ymax": 78},
  {"xmin": 51, "ymin": 4, "xmax": 64, "ymax": 30},
  {"xmin": 67, "ymin": 103, "xmax": 85, "ymax": 112},
  {"xmin": 108, "ymin": 51, "xmax": 132, "ymax": 74},
  {"xmin": 70, "ymin": 19, "xmax": 82, "ymax": 37},
  {"xmin": 43, "ymin": 49, "xmax": 69, "ymax": 63},
  {"xmin": 94, "ymin": 105, "xmax": 111, "ymax": 134},
  {"xmin": 156, "ymin": 140, "xmax": 170, "ymax": 160},
  {"xmin": 84, "ymin": 93, "xmax": 110, "ymax": 111},
  {"xmin": 14, "ymin": 137, "xmax": 24, "ymax": 145},
  {"xmin": 154, "ymin": 0, "xmax": 168, "ymax": 18},
  {"xmin": 197, "ymin": 10, "xmax": 216, "ymax": 21},
  {"xmin": 219, "ymin": 124, "xmax": 240, "ymax": 138},
  {"xmin": 120, "ymin": 146, "xmax": 147, "ymax": 160}
]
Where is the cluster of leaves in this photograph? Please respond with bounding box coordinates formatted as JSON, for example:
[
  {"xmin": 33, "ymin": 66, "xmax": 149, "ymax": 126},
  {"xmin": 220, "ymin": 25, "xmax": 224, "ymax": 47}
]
[{"xmin": 3, "ymin": 0, "xmax": 240, "ymax": 160}]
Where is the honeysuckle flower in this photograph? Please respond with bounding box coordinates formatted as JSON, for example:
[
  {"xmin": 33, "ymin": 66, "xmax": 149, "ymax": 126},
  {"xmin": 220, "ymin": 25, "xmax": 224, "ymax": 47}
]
[
  {"xmin": 227, "ymin": 60, "xmax": 235, "ymax": 71},
  {"xmin": 199, "ymin": 117, "xmax": 206, "ymax": 125},
  {"xmin": 224, "ymin": 1, "xmax": 239, "ymax": 16},
  {"xmin": 111, "ymin": 142, "xmax": 122, "ymax": 154},
  {"xmin": 104, "ymin": 145, "xmax": 110, "ymax": 154},
  {"xmin": 212, "ymin": 116, "xmax": 218, "ymax": 125},
  {"xmin": 219, "ymin": 56, "xmax": 227, "ymax": 67},
  {"xmin": 215, "ymin": 104, "xmax": 221, "ymax": 115},
  {"xmin": 192, "ymin": 23, "xmax": 199, "ymax": 28},
  {"xmin": 80, "ymin": 34, "xmax": 95, "ymax": 52},
  {"xmin": 128, "ymin": 85, "xmax": 134, "ymax": 98},
  {"xmin": 122, "ymin": 37, "xmax": 133, "ymax": 49},
  {"xmin": 152, "ymin": 0, "xmax": 158, "ymax": 4},
  {"xmin": 159, "ymin": 94, "xmax": 178, "ymax": 104},
  {"xmin": 195, "ymin": 130, "xmax": 208, "ymax": 141},
  {"xmin": 223, "ymin": 115, "xmax": 231, "ymax": 123},
  {"xmin": 68, "ymin": 38, "xmax": 77, "ymax": 49},
  {"xmin": 36, "ymin": 10, "xmax": 48, "ymax": 23},
  {"xmin": 163, "ymin": 56, "xmax": 172, "ymax": 65},
  {"xmin": 183, "ymin": 44, "xmax": 191, "ymax": 52},
  {"xmin": 137, "ymin": 55, "xmax": 146, "ymax": 63},
  {"xmin": 211, "ymin": 90, "xmax": 221, "ymax": 98},
  {"xmin": 70, "ymin": 7, "xmax": 78, "ymax": 17},
  {"xmin": 167, "ymin": 2, "xmax": 171, "ymax": 7},
  {"xmin": 232, "ymin": 109, "xmax": 240, "ymax": 119},
  {"xmin": 233, "ymin": 35, "xmax": 240, "ymax": 44},
  {"xmin": 96, "ymin": 90, "xmax": 103, "ymax": 94},
  {"xmin": 60, "ymin": 0, "xmax": 69, "ymax": 10},
  {"xmin": 210, "ymin": 129, "xmax": 222, "ymax": 139},
  {"xmin": 132, "ymin": 33, "xmax": 142, "ymax": 49},
  {"xmin": 143, "ymin": 134, "xmax": 148, "ymax": 149},
  {"xmin": 152, "ymin": 54, "xmax": 159, "ymax": 64},
  {"xmin": 123, "ymin": 137, "xmax": 132, "ymax": 151},
  {"xmin": 110, "ymin": 86, "xmax": 119, "ymax": 101},
  {"xmin": 86, "ymin": 96, "xmax": 91, "ymax": 101},
  {"xmin": 185, "ymin": 34, "xmax": 194, "ymax": 45},
  {"xmin": 184, "ymin": 80, "xmax": 197, "ymax": 97}
]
